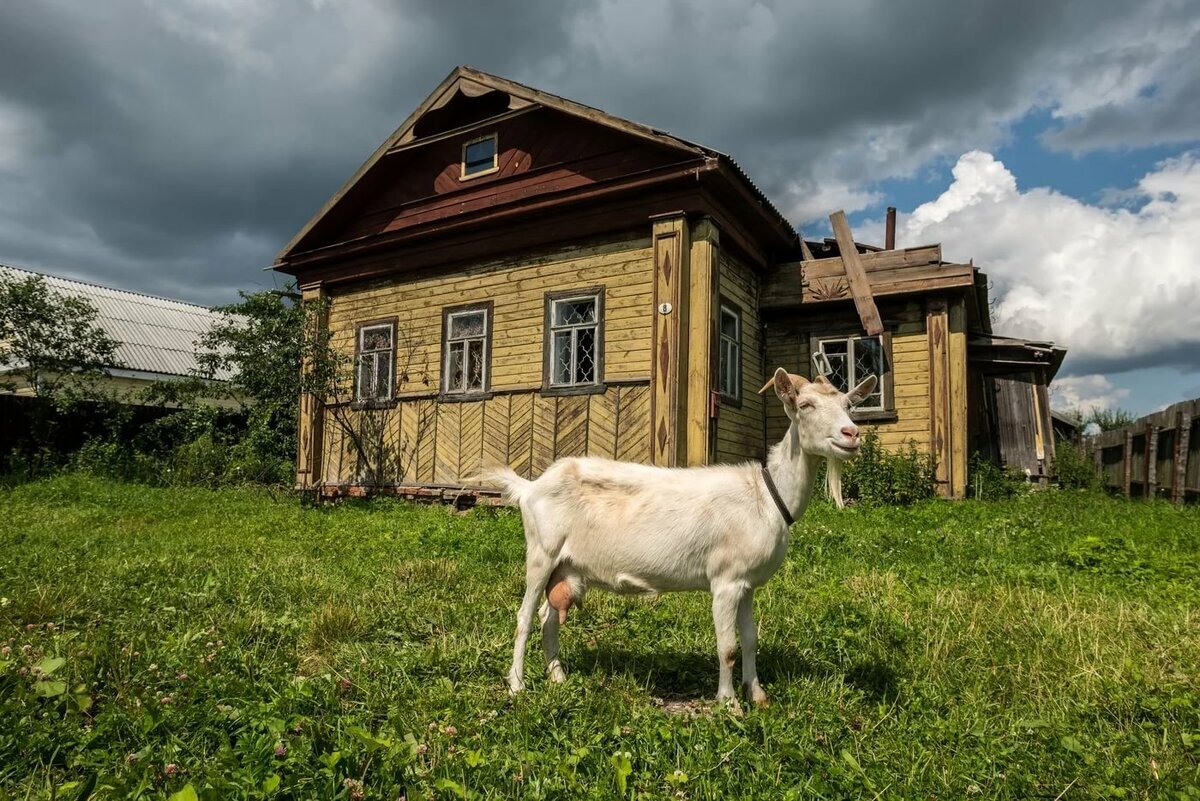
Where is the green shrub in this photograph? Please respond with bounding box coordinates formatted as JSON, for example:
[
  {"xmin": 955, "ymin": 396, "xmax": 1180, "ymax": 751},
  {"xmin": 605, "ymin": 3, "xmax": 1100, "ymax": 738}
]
[
  {"xmin": 69, "ymin": 439, "xmax": 160, "ymax": 483},
  {"xmin": 1054, "ymin": 439, "xmax": 1099, "ymax": 491},
  {"xmin": 968, "ymin": 453, "xmax": 1027, "ymax": 500},
  {"xmin": 839, "ymin": 430, "xmax": 936, "ymax": 506}
]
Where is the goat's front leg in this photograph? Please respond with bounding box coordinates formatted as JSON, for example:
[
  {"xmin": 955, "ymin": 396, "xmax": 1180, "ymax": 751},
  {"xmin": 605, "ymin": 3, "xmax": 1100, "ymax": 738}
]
[
  {"xmin": 737, "ymin": 589, "xmax": 768, "ymax": 707},
  {"xmin": 711, "ymin": 583, "xmax": 743, "ymax": 705},
  {"xmin": 507, "ymin": 554, "xmax": 554, "ymax": 694}
]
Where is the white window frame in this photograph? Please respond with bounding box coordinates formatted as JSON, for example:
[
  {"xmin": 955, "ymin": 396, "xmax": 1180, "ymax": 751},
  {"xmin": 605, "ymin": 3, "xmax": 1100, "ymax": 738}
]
[
  {"xmin": 460, "ymin": 133, "xmax": 499, "ymax": 181},
  {"xmin": 355, "ymin": 321, "xmax": 395, "ymax": 403},
  {"xmin": 814, "ymin": 333, "xmax": 888, "ymax": 412},
  {"xmin": 442, "ymin": 305, "xmax": 490, "ymax": 395},
  {"xmin": 546, "ymin": 290, "xmax": 602, "ymax": 389},
  {"xmin": 717, "ymin": 302, "xmax": 741, "ymax": 401}
]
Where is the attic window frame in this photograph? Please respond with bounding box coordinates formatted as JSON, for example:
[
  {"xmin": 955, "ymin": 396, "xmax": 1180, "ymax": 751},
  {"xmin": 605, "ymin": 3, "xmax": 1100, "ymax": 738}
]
[{"xmin": 460, "ymin": 133, "xmax": 499, "ymax": 181}]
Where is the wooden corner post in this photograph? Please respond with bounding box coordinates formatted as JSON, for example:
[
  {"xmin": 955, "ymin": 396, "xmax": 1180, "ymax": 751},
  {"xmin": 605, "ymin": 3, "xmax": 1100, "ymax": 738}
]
[
  {"xmin": 686, "ymin": 217, "xmax": 719, "ymax": 466},
  {"xmin": 297, "ymin": 284, "xmax": 329, "ymax": 490},
  {"xmin": 650, "ymin": 213, "xmax": 690, "ymax": 466},
  {"xmin": 947, "ymin": 296, "xmax": 968, "ymax": 498},
  {"xmin": 927, "ymin": 296, "xmax": 953, "ymax": 497}
]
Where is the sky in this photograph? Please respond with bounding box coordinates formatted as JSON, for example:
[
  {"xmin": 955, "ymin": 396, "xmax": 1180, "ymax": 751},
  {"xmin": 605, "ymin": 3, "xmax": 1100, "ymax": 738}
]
[{"xmin": 1, "ymin": 0, "xmax": 1198, "ymax": 415}]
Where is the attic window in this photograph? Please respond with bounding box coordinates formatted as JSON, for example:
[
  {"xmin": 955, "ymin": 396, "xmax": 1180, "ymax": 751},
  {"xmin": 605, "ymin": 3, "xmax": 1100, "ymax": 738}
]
[{"xmin": 461, "ymin": 134, "xmax": 498, "ymax": 180}]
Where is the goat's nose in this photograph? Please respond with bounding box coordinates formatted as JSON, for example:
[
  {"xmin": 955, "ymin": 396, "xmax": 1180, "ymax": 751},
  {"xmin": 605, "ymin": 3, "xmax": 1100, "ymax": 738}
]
[{"xmin": 841, "ymin": 425, "xmax": 859, "ymax": 439}]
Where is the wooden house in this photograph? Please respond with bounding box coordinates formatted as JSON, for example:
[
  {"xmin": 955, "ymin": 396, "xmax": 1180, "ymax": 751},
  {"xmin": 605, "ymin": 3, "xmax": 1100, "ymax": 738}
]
[{"xmin": 273, "ymin": 66, "xmax": 1063, "ymax": 500}]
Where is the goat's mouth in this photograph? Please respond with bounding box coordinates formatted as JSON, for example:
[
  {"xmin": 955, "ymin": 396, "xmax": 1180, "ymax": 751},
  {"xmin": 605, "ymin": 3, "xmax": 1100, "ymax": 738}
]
[{"xmin": 828, "ymin": 439, "xmax": 860, "ymax": 457}]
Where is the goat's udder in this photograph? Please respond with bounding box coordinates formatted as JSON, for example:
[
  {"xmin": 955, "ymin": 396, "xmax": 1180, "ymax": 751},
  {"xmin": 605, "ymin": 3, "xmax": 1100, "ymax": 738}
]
[{"xmin": 547, "ymin": 578, "xmax": 573, "ymax": 624}]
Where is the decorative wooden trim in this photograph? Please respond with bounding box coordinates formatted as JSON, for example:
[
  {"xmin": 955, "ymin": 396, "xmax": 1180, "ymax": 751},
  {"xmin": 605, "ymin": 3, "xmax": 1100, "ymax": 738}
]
[
  {"xmin": 541, "ymin": 286, "xmax": 606, "ymax": 393},
  {"xmin": 926, "ymin": 297, "xmax": 952, "ymax": 496},
  {"xmin": 686, "ymin": 217, "xmax": 719, "ymax": 466},
  {"xmin": 650, "ymin": 214, "xmax": 689, "ymax": 466},
  {"xmin": 438, "ymin": 300, "xmax": 493, "ymax": 399}
]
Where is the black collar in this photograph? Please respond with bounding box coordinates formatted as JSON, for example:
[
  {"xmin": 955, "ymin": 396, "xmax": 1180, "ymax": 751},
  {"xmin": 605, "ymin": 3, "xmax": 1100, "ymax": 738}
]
[{"xmin": 760, "ymin": 467, "xmax": 795, "ymax": 527}]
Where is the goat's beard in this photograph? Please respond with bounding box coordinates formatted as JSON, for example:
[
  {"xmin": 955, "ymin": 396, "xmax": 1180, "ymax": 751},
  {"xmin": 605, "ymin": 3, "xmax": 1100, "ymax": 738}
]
[{"xmin": 825, "ymin": 457, "xmax": 845, "ymax": 509}]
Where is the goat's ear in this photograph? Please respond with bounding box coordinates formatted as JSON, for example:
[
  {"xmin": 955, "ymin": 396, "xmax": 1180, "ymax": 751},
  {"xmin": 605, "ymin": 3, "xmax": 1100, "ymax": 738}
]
[
  {"xmin": 847, "ymin": 374, "xmax": 878, "ymax": 404},
  {"xmin": 757, "ymin": 367, "xmax": 789, "ymax": 396}
]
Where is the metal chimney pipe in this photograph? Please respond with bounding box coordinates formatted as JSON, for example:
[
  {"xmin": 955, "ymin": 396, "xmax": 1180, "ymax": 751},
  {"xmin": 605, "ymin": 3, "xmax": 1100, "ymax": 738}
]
[{"xmin": 885, "ymin": 206, "xmax": 896, "ymax": 250}]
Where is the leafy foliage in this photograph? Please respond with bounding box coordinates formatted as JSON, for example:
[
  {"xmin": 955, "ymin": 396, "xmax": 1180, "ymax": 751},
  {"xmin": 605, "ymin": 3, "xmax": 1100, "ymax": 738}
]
[
  {"xmin": 1054, "ymin": 439, "xmax": 1100, "ymax": 490},
  {"xmin": 1, "ymin": 477, "xmax": 1197, "ymax": 798},
  {"xmin": 1085, "ymin": 407, "xmax": 1138, "ymax": 432},
  {"xmin": 838, "ymin": 430, "xmax": 936, "ymax": 505},
  {"xmin": 0, "ymin": 272, "xmax": 120, "ymax": 402},
  {"xmin": 968, "ymin": 453, "xmax": 1029, "ymax": 500}
]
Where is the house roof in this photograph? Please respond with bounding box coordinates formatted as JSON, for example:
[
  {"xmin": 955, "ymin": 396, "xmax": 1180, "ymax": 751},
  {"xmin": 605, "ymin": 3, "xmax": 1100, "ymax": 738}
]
[
  {"xmin": 276, "ymin": 65, "xmax": 796, "ymax": 264},
  {"xmin": 0, "ymin": 264, "xmax": 230, "ymax": 380}
]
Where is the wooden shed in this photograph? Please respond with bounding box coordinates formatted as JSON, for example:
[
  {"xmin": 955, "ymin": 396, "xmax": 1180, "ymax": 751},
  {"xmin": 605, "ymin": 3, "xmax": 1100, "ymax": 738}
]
[{"xmin": 273, "ymin": 66, "xmax": 1062, "ymax": 500}]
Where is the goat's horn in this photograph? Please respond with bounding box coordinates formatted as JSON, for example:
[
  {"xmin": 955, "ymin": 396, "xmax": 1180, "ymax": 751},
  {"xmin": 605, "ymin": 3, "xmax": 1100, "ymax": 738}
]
[{"xmin": 756, "ymin": 378, "xmax": 776, "ymax": 395}]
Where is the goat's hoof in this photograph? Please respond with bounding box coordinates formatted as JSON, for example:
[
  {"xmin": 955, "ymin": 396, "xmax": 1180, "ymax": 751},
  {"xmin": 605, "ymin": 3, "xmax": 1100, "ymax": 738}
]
[
  {"xmin": 547, "ymin": 664, "xmax": 567, "ymax": 683},
  {"xmin": 506, "ymin": 675, "xmax": 525, "ymax": 695},
  {"xmin": 744, "ymin": 683, "xmax": 769, "ymax": 708},
  {"xmin": 717, "ymin": 694, "xmax": 744, "ymax": 717}
]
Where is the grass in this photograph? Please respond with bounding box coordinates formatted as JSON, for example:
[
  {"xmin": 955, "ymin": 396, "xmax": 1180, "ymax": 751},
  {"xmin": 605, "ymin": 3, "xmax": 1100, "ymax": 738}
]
[{"xmin": 0, "ymin": 475, "xmax": 1198, "ymax": 800}]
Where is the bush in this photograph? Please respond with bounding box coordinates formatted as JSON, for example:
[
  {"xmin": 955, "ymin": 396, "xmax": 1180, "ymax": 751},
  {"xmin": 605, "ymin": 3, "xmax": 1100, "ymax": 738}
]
[
  {"xmin": 1054, "ymin": 439, "xmax": 1100, "ymax": 491},
  {"xmin": 839, "ymin": 430, "xmax": 937, "ymax": 506},
  {"xmin": 968, "ymin": 453, "xmax": 1027, "ymax": 500}
]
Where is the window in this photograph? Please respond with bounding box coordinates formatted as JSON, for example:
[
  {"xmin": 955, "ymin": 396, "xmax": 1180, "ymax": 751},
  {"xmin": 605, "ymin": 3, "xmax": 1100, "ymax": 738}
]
[
  {"xmin": 460, "ymin": 134, "xmax": 498, "ymax": 179},
  {"xmin": 813, "ymin": 333, "xmax": 892, "ymax": 415},
  {"xmin": 545, "ymin": 288, "xmax": 603, "ymax": 391},
  {"xmin": 355, "ymin": 320, "xmax": 395, "ymax": 403},
  {"xmin": 442, "ymin": 303, "xmax": 491, "ymax": 396},
  {"xmin": 718, "ymin": 301, "xmax": 741, "ymax": 400}
]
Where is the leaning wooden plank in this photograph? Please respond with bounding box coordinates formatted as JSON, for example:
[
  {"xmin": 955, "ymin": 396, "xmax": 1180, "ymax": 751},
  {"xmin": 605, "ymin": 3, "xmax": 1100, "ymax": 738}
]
[{"xmin": 829, "ymin": 211, "xmax": 885, "ymax": 335}]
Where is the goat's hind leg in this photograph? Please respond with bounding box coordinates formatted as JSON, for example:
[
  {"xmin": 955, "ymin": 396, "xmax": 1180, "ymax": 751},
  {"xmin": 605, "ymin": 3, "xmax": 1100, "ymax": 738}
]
[
  {"xmin": 737, "ymin": 589, "xmax": 768, "ymax": 707},
  {"xmin": 507, "ymin": 550, "xmax": 555, "ymax": 694},
  {"xmin": 539, "ymin": 600, "xmax": 566, "ymax": 683}
]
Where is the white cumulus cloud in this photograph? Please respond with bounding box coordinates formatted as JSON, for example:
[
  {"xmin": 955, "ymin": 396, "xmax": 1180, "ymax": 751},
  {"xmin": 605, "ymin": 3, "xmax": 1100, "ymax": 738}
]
[{"xmin": 899, "ymin": 151, "xmax": 1200, "ymax": 377}]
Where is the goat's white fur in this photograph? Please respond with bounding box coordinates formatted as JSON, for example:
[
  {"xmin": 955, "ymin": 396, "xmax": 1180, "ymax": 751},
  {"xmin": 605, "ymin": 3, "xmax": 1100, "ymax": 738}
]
[{"xmin": 484, "ymin": 368, "xmax": 877, "ymax": 704}]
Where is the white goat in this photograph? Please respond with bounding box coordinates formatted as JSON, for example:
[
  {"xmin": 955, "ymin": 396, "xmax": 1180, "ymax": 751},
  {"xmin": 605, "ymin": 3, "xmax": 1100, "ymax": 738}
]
[{"xmin": 484, "ymin": 368, "xmax": 877, "ymax": 705}]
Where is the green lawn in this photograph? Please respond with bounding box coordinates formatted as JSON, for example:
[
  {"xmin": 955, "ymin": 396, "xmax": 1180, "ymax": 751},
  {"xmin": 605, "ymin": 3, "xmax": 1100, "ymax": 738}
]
[{"xmin": 1, "ymin": 476, "xmax": 1198, "ymax": 800}]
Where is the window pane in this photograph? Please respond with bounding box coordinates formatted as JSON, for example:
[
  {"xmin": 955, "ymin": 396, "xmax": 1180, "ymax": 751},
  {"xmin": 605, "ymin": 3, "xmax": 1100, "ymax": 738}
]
[
  {"xmin": 554, "ymin": 298, "xmax": 595, "ymax": 326},
  {"xmin": 463, "ymin": 137, "xmax": 496, "ymax": 174},
  {"xmin": 821, "ymin": 341, "xmax": 850, "ymax": 391},
  {"xmin": 362, "ymin": 325, "xmax": 392, "ymax": 352},
  {"xmin": 357, "ymin": 357, "xmax": 374, "ymax": 400},
  {"xmin": 720, "ymin": 308, "xmax": 738, "ymax": 339},
  {"xmin": 467, "ymin": 340, "xmax": 484, "ymax": 390},
  {"xmin": 718, "ymin": 341, "xmax": 730, "ymax": 393},
  {"xmin": 728, "ymin": 341, "xmax": 739, "ymax": 396},
  {"xmin": 375, "ymin": 352, "xmax": 391, "ymax": 398},
  {"xmin": 575, "ymin": 327, "xmax": 595, "ymax": 383},
  {"xmin": 450, "ymin": 311, "xmax": 485, "ymax": 339},
  {"xmin": 854, "ymin": 336, "xmax": 883, "ymax": 380},
  {"xmin": 447, "ymin": 344, "xmax": 464, "ymax": 392},
  {"xmin": 552, "ymin": 331, "xmax": 573, "ymax": 384}
]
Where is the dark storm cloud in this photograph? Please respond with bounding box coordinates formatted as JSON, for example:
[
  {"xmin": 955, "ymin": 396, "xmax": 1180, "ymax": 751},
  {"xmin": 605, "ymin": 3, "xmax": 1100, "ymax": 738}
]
[{"xmin": 0, "ymin": 0, "xmax": 1196, "ymax": 304}]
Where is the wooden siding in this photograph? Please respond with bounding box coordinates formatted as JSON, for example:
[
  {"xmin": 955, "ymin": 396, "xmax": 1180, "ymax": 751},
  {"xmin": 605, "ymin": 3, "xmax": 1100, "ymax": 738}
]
[
  {"xmin": 763, "ymin": 299, "xmax": 932, "ymax": 454},
  {"xmin": 314, "ymin": 235, "xmax": 655, "ymax": 486},
  {"xmin": 311, "ymin": 109, "xmax": 695, "ymax": 251},
  {"xmin": 316, "ymin": 386, "xmax": 652, "ymax": 485},
  {"xmin": 714, "ymin": 251, "xmax": 765, "ymax": 464}
]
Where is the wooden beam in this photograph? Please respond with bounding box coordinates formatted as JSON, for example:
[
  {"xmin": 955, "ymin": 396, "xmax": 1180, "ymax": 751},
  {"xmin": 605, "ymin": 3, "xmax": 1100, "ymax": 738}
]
[
  {"xmin": 297, "ymin": 285, "xmax": 329, "ymax": 490},
  {"xmin": 927, "ymin": 297, "xmax": 952, "ymax": 497},
  {"xmin": 948, "ymin": 297, "xmax": 968, "ymax": 498},
  {"xmin": 685, "ymin": 218, "xmax": 719, "ymax": 466},
  {"xmin": 1146, "ymin": 423, "xmax": 1159, "ymax": 499},
  {"xmin": 1175, "ymin": 409, "xmax": 1192, "ymax": 505},
  {"xmin": 799, "ymin": 234, "xmax": 816, "ymax": 262},
  {"xmin": 830, "ymin": 211, "xmax": 885, "ymax": 336},
  {"xmin": 803, "ymin": 244, "xmax": 943, "ymax": 280},
  {"xmin": 1123, "ymin": 429, "xmax": 1134, "ymax": 498}
]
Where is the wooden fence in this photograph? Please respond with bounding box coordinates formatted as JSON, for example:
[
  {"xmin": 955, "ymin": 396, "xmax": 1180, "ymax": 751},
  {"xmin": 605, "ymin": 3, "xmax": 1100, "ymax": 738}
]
[{"xmin": 1089, "ymin": 397, "xmax": 1199, "ymax": 503}]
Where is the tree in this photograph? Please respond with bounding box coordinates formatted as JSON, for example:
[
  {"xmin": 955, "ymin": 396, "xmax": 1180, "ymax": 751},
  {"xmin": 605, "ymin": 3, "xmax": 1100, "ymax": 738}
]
[
  {"xmin": 193, "ymin": 287, "xmax": 306, "ymax": 463},
  {"xmin": 0, "ymin": 273, "xmax": 119, "ymax": 403}
]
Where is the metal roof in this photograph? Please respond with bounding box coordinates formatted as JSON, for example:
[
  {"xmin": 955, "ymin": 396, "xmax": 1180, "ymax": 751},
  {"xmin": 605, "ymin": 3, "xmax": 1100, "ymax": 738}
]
[{"xmin": 0, "ymin": 264, "xmax": 232, "ymax": 380}]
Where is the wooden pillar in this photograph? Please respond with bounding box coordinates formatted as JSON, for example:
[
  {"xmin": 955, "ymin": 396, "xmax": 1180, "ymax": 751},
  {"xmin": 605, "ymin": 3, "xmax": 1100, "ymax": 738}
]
[
  {"xmin": 1146, "ymin": 423, "xmax": 1159, "ymax": 499},
  {"xmin": 1175, "ymin": 409, "xmax": 1192, "ymax": 505},
  {"xmin": 1123, "ymin": 429, "xmax": 1134, "ymax": 497},
  {"xmin": 926, "ymin": 297, "xmax": 953, "ymax": 497},
  {"xmin": 1093, "ymin": 438, "xmax": 1103, "ymax": 486},
  {"xmin": 947, "ymin": 296, "xmax": 968, "ymax": 498},
  {"xmin": 649, "ymin": 212, "xmax": 690, "ymax": 466},
  {"xmin": 685, "ymin": 218, "xmax": 719, "ymax": 466},
  {"xmin": 297, "ymin": 283, "xmax": 329, "ymax": 490}
]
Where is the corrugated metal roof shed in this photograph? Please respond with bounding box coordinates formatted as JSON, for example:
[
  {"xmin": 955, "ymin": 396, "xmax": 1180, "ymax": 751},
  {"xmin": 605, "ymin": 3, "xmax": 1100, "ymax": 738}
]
[{"xmin": 0, "ymin": 264, "xmax": 232, "ymax": 380}]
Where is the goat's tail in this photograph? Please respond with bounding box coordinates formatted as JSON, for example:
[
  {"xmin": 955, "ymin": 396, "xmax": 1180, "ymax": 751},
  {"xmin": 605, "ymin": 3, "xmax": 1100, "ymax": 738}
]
[{"xmin": 473, "ymin": 466, "xmax": 534, "ymax": 506}]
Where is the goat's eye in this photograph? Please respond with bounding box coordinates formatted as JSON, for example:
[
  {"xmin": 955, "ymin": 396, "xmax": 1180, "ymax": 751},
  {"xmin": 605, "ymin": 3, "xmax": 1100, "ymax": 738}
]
[{"xmin": 798, "ymin": 401, "xmax": 814, "ymax": 411}]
